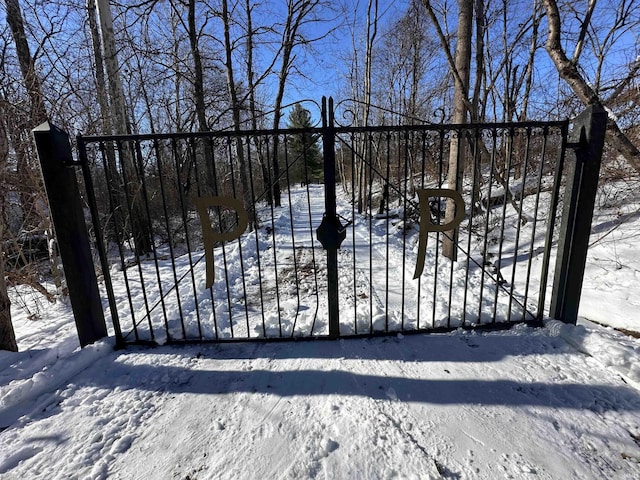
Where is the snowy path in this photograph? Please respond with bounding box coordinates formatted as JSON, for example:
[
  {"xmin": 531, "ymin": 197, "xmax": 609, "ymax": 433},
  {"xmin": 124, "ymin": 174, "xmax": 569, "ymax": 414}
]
[
  {"xmin": 338, "ymin": 213, "xmax": 419, "ymax": 332},
  {"xmin": 2, "ymin": 324, "xmax": 640, "ymax": 479}
]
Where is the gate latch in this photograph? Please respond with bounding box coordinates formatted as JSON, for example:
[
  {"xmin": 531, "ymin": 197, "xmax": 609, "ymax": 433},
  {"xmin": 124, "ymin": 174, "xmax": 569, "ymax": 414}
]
[{"xmin": 316, "ymin": 213, "xmax": 347, "ymax": 250}]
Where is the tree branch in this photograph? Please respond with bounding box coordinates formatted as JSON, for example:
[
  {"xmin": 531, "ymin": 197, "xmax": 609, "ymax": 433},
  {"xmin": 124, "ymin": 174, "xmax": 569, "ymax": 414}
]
[
  {"xmin": 571, "ymin": 0, "xmax": 597, "ymax": 65},
  {"xmin": 542, "ymin": 0, "xmax": 640, "ymax": 174}
]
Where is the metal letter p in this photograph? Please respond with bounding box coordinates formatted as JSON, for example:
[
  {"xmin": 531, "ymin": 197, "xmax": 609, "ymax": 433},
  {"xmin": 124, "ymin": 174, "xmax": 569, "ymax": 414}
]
[{"xmin": 195, "ymin": 196, "xmax": 249, "ymax": 289}]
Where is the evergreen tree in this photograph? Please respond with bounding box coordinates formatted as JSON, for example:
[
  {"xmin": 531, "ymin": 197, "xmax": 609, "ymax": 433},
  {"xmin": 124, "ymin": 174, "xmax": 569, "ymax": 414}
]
[{"xmin": 286, "ymin": 104, "xmax": 323, "ymax": 185}]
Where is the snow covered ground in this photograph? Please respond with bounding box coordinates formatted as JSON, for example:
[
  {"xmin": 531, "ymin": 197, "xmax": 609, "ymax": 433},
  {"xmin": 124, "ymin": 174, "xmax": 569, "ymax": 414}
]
[
  {"xmin": 579, "ymin": 180, "xmax": 640, "ymax": 333},
  {"xmin": 1, "ymin": 179, "xmax": 640, "ymax": 479}
]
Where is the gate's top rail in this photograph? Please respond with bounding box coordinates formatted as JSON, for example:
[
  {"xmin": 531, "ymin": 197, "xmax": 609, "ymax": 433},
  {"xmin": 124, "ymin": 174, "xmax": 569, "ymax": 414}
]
[{"xmin": 77, "ymin": 120, "xmax": 570, "ymax": 145}]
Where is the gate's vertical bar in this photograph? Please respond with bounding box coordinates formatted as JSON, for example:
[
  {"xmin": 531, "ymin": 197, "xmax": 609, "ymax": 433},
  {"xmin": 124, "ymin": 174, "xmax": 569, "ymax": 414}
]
[
  {"xmin": 33, "ymin": 123, "xmax": 108, "ymax": 347},
  {"xmin": 78, "ymin": 137, "xmax": 123, "ymax": 347},
  {"xmin": 401, "ymin": 130, "xmax": 409, "ymax": 330},
  {"xmin": 350, "ymin": 131, "xmax": 357, "ymax": 331},
  {"xmin": 537, "ymin": 123, "xmax": 568, "ymax": 319},
  {"xmin": 491, "ymin": 127, "xmax": 516, "ymax": 323},
  {"xmin": 462, "ymin": 128, "xmax": 481, "ymax": 325},
  {"xmin": 550, "ymin": 105, "xmax": 607, "ymax": 324},
  {"xmin": 367, "ymin": 132, "xmax": 374, "ymax": 332},
  {"xmin": 384, "ymin": 133, "xmax": 392, "ymax": 331},
  {"xmin": 523, "ymin": 127, "xmax": 549, "ymax": 320},
  {"xmin": 506, "ymin": 127, "xmax": 531, "ymax": 322},
  {"xmin": 317, "ymin": 97, "xmax": 341, "ymax": 338}
]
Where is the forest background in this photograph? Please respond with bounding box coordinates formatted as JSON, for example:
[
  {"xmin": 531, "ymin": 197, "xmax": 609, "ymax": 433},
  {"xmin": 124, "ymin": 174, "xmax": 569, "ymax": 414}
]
[{"xmin": 0, "ymin": 0, "xmax": 639, "ymax": 351}]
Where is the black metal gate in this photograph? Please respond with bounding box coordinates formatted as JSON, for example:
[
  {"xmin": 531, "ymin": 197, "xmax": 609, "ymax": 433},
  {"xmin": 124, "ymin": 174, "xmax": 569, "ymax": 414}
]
[{"xmin": 66, "ymin": 98, "xmax": 605, "ymax": 347}]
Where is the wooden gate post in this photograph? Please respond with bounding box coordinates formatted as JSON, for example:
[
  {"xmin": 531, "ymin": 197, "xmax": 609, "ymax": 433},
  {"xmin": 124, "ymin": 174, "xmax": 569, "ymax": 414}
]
[
  {"xmin": 550, "ymin": 105, "xmax": 607, "ymax": 324},
  {"xmin": 33, "ymin": 122, "xmax": 107, "ymax": 346}
]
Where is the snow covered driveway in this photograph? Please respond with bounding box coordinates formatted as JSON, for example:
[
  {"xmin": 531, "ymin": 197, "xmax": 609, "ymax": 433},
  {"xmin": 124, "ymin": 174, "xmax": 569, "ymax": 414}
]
[{"xmin": 2, "ymin": 323, "xmax": 640, "ymax": 479}]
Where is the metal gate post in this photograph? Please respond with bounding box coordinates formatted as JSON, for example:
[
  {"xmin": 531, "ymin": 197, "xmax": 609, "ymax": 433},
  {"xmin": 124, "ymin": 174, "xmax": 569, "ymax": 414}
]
[
  {"xmin": 550, "ymin": 105, "xmax": 607, "ymax": 324},
  {"xmin": 33, "ymin": 122, "xmax": 108, "ymax": 346},
  {"xmin": 316, "ymin": 97, "xmax": 345, "ymax": 338}
]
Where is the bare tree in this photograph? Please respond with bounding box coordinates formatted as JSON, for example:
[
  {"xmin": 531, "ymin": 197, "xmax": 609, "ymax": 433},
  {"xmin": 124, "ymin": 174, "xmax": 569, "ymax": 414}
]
[
  {"xmin": 86, "ymin": 0, "xmax": 119, "ymax": 193},
  {"xmin": 87, "ymin": 0, "xmax": 111, "ymax": 134},
  {"xmin": 542, "ymin": 0, "xmax": 640, "ymax": 174},
  {"xmin": 2, "ymin": 0, "xmax": 63, "ymax": 350},
  {"xmin": 187, "ymin": 0, "xmax": 209, "ymax": 135},
  {"xmin": 271, "ymin": 0, "xmax": 321, "ymax": 207},
  {"xmin": 244, "ymin": 0, "xmax": 273, "ymax": 205},
  {"xmin": 94, "ymin": 0, "xmax": 128, "ymax": 136},
  {"xmin": 373, "ymin": 1, "xmax": 437, "ymax": 211},
  {"xmin": 4, "ymin": 0, "xmax": 46, "ymax": 124},
  {"xmin": 355, "ymin": 0, "xmax": 378, "ymax": 213},
  {"xmin": 345, "ymin": 0, "xmax": 379, "ymax": 213},
  {"xmin": 221, "ymin": 0, "xmax": 253, "ymax": 225},
  {"xmin": 0, "ymin": 92, "xmax": 17, "ymax": 352},
  {"xmin": 95, "ymin": 0, "xmax": 153, "ymax": 256},
  {"xmin": 185, "ymin": 0, "xmax": 220, "ymax": 193}
]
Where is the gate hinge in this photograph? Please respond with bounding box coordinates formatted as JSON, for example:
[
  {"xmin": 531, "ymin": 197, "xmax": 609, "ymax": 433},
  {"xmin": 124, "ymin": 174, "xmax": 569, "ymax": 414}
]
[{"xmin": 566, "ymin": 125, "xmax": 588, "ymax": 150}]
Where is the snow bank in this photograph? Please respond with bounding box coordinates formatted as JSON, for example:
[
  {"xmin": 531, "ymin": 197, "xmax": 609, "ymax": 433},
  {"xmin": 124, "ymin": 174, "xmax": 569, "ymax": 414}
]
[
  {"xmin": 547, "ymin": 318, "xmax": 640, "ymax": 390},
  {"xmin": 0, "ymin": 338, "xmax": 114, "ymax": 429}
]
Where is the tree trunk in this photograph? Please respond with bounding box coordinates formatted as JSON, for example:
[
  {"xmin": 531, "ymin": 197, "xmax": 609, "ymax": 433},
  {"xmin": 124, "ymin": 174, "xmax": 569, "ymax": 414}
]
[
  {"xmin": 542, "ymin": 0, "xmax": 640, "ymax": 174},
  {"xmin": 87, "ymin": 0, "xmax": 112, "ymax": 135},
  {"xmin": 95, "ymin": 0, "xmax": 128, "ymax": 137},
  {"xmin": 0, "ymin": 237, "xmax": 17, "ymax": 352},
  {"xmin": 471, "ymin": 0, "xmax": 484, "ymax": 122},
  {"xmin": 87, "ymin": 0, "xmax": 120, "ymax": 171},
  {"xmin": 519, "ymin": 0, "xmax": 540, "ymax": 121},
  {"xmin": 0, "ymin": 103, "xmax": 17, "ymax": 352},
  {"xmin": 442, "ymin": 0, "xmax": 473, "ymax": 260},
  {"xmin": 221, "ymin": 0, "xmax": 254, "ymax": 228},
  {"xmin": 95, "ymin": 0, "xmax": 153, "ymax": 256},
  {"xmin": 5, "ymin": 0, "xmax": 47, "ymax": 125},
  {"xmin": 5, "ymin": 0, "xmax": 63, "ymax": 292},
  {"xmin": 245, "ymin": 0, "xmax": 272, "ymax": 206},
  {"xmin": 271, "ymin": 0, "xmax": 320, "ymax": 207},
  {"xmin": 360, "ymin": 0, "xmax": 378, "ymax": 214},
  {"xmin": 188, "ymin": 0, "xmax": 217, "ymax": 194}
]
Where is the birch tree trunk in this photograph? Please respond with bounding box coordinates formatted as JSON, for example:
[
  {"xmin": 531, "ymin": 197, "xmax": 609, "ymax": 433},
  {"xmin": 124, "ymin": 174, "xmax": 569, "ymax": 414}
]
[
  {"xmin": 87, "ymin": 0, "xmax": 119, "ymax": 179},
  {"xmin": 95, "ymin": 0, "xmax": 128, "ymax": 137},
  {"xmin": 95, "ymin": 0, "xmax": 153, "ymax": 256},
  {"xmin": 87, "ymin": 0, "xmax": 111, "ymax": 135}
]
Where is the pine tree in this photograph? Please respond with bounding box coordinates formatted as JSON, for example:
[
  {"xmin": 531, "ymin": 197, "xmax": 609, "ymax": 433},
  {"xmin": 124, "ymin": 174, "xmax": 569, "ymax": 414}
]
[{"xmin": 286, "ymin": 104, "xmax": 323, "ymax": 185}]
